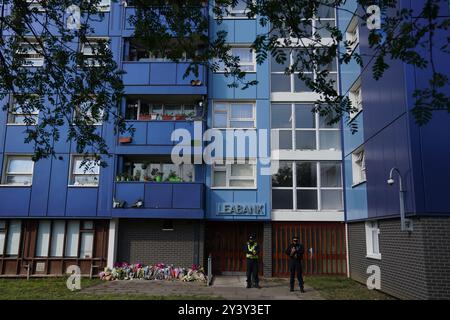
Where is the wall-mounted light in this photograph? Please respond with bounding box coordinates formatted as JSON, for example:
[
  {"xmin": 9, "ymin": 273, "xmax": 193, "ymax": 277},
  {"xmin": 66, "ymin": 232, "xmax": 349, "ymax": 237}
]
[{"xmin": 387, "ymin": 167, "xmax": 413, "ymax": 232}]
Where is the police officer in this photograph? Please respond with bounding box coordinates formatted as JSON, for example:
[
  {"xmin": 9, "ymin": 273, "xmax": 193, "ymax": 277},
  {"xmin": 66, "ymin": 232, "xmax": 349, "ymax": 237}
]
[
  {"xmin": 244, "ymin": 234, "xmax": 260, "ymax": 289},
  {"xmin": 285, "ymin": 236, "xmax": 305, "ymax": 292}
]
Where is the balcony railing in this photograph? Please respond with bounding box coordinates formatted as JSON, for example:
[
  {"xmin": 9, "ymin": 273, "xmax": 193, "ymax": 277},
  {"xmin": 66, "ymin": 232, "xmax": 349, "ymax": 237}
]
[{"xmin": 113, "ymin": 181, "xmax": 204, "ymax": 218}]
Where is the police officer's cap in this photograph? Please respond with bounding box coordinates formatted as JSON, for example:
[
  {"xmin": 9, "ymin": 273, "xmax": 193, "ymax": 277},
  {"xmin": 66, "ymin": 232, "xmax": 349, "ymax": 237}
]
[{"xmin": 249, "ymin": 234, "xmax": 256, "ymax": 241}]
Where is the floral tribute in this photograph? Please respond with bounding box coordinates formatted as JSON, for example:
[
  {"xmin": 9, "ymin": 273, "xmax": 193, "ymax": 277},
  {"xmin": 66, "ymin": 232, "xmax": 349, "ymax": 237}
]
[{"xmin": 99, "ymin": 262, "xmax": 207, "ymax": 282}]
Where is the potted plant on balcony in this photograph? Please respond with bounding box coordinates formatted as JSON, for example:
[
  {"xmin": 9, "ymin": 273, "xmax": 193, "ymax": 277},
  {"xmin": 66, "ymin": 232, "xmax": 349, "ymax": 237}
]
[
  {"xmin": 151, "ymin": 168, "xmax": 163, "ymax": 182},
  {"xmin": 162, "ymin": 114, "xmax": 174, "ymax": 120},
  {"xmin": 116, "ymin": 174, "xmax": 122, "ymax": 182},
  {"xmin": 166, "ymin": 170, "xmax": 182, "ymax": 182},
  {"xmin": 185, "ymin": 111, "xmax": 196, "ymax": 121},
  {"xmin": 150, "ymin": 113, "xmax": 159, "ymax": 120},
  {"xmin": 138, "ymin": 113, "xmax": 151, "ymax": 121},
  {"xmin": 175, "ymin": 114, "xmax": 186, "ymax": 121}
]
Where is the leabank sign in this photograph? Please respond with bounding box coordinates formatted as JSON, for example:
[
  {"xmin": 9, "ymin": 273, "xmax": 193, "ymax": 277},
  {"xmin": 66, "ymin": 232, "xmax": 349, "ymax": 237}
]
[{"xmin": 217, "ymin": 203, "xmax": 266, "ymax": 216}]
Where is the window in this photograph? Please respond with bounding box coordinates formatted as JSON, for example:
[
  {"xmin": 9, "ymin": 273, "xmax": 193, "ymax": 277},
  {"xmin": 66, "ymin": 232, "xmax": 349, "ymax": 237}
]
[
  {"xmin": 125, "ymin": 97, "xmax": 198, "ymax": 121},
  {"xmin": 80, "ymin": 38, "xmax": 109, "ymax": 67},
  {"xmin": 74, "ymin": 99, "xmax": 104, "ymax": 125},
  {"xmin": 33, "ymin": 220, "xmax": 94, "ymax": 258},
  {"xmin": 352, "ymin": 148, "xmax": 366, "ymax": 185},
  {"xmin": 212, "ymin": 160, "xmax": 256, "ymax": 188},
  {"xmin": 118, "ymin": 156, "xmax": 194, "ymax": 182},
  {"xmin": 213, "ymin": 102, "xmax": 255, "ymax": 128},
  {"xmin": 79, "ymin": 221, "xmax": 94, "ymax": 259},
  {"xmin": 215, "ymin": 47, "xmax": 256, "ymax": 72},
  {"xmin": 2, "ymin": 156, "xmax": 34, "ymax": 186},
  {"xmin": 365, "ymin": 221, "xmax": 381, "ymax": 259},
  {"xmin": 346, "ymin": 16, "xmax": 360, "ymax": 52},
  {"xmin": 349, "ymin": 80, "xmax": 362, "ymax": 118},
  {"xmin": 65, "ymin": 221, "xmax": 80, "ymax": 257},
  {"xmin": 6, "ymin": 220, "xmax": 21, "ymax": 256},
  {"xmin": 272, "ymin": 161, "xmax": 342, "ymax": 211},
  {"xmin": 271, "ymin": 104, "xmax": 340, "ymax": 151},
  {"xmin": 17, "ymin": 40, "xmax": 44, "ymax": 67},
  {"xmin": 95, "ymin": 0, "xmax": 111, "ymax": 11},
  {"xmin": 69, "ymin": 156, "xmax": 100, "ymax": 186},
  {"xmin": 222, "ymin": 0, "xmax": 253, "ymax": 18},
  {"xmin": 0, "ymin": 221, "xmax": 6, "ymax": 255},
  {"xmin": 123, "ymin": 38, "xmax": 202, "ymax": 62},
  {"xmin": 270, "ymin": 49, "xmax": 338, "ymax": 93},
  {"xmin": 271, "ymin": 2, "xmax": 335, "ymax": 39},
  {"xmin": 7, "ymin": 95, "xmax": 40, "ymax": 125},
  {"xmin": 36, "ymin": 220, "xmax": 51, "ymax": 257},
  {"xmin": 50, "ymin": 221, "xmax": 65, "ymax": 257}
]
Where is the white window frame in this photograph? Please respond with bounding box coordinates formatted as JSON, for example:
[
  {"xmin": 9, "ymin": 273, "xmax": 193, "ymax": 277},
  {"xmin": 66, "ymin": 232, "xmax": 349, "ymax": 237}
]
[
  {"xmin": 17, "ymin": 40, "xmax": 44, "ymax": 67},
  {"xmin": 69, "ymin": 156, "xmax": 100, "ymax": 187},
  {"xmin": 346, "ymin": 15, "xmax": 360, "ymax": 53},
  {"xmin": 365, "ymin": 221, "xmax": 381, "ymax": 260},
  {"xmin": 80, "ymin": 38, "xmax": 109, "ymax": 67},
  {"xmin": 271, "ymin": 5, "xmax": 336, "ymax": 42},
  {"xmin": 216, "ymin": 0, "xmax": 255, "ymax": 19},
  {"xmin": 270, "ymin": 49, "xmax": 338, "ymax": 93},
  {"xmin": 271, "ymin": 161, "xmax": 343, "ymax": 212},
  {"xmin": 7, "ymin": 95, "xmax": 40, "ymax": 125},
  {"xmin": 271, "ymin": 103, "xmax": 340, "ymax": 151},
  {"xmin": 125, "ymin": 98, "xmax": 198, "ymax": 121},
  {"xmin": 0, "ymin": 220, "xmax": 6, "ymax": 256},
  {"xmin": 349, "ymin": 79, "xmax": 363, "ymax": 119},
  {"xmin": 213, "ymin": 102, "xmax": 256, "ymax": 129},
  {"xmin": 352, "ymin": 147, "xmax": 366, "ymax": 186},
  {"xmin": 5, "ymin": 220, "xmax": 22, "ymax": 256},
  {"xmin": 73, "ymin": 98, "xmax": 104, "ymax": 125},
  {"xmin": 212, "ymin": 160, "xmax": 257, "ymax": 189},
  {"xmin": 214, "ymin": 47, "xmax": 256, "ymax": 73},
  {"xmin": 1, "ymin": 155, "xmax": 34, "ymax": 186}
]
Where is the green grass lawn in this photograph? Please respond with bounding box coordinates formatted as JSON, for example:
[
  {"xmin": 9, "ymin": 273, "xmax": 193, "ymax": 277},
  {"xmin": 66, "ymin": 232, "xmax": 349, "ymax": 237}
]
[
  {"xmin": 0, "ymin": 278, "xmax": 216, "ymax": 300},
  {"xmin": 305, "ymin": 276, "xmax": 394, "ymax": 300},
  {"xmin": 0, "ymin": 276, "xmax": 393, "ymax": 300}
]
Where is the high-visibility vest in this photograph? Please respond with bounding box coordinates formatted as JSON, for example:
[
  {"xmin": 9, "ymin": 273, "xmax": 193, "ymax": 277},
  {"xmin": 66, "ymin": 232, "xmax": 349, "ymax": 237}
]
[{"xmin": 246, "ymin": 243, "xmax": 258, "ymax": 259}]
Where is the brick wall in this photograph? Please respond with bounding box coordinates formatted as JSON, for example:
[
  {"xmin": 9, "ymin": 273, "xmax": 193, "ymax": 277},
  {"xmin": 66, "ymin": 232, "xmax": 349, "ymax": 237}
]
[
  {"xmin": 117, "ymin": 219, "xmax": 204, "ymax": 267},
  {"xmin": 263, "ymin": 222, "xmax": 272, "ymax": 277},
  {"xmin": 348, "ymin": 217, "xmax": 450, "ymax": 299}
]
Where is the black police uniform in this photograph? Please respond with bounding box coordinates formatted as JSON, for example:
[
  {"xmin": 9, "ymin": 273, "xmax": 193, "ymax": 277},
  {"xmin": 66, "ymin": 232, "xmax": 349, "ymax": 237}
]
[{"xmin": 285, "ymin": 242, "xmax": 305, "ymax": 291}]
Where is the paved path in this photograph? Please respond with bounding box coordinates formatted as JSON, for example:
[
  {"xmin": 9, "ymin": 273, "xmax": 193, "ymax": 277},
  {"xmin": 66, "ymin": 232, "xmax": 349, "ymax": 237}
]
[{"xmin": 81, "ymin": 276, "xmax": 324, "ymax": 300}]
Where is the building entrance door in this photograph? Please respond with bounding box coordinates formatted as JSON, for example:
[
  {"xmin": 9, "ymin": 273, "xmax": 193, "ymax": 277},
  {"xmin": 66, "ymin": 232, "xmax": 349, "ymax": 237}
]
[{"xmin": 204, "ymin": 222, "xmax": 263, "ymax": 275}]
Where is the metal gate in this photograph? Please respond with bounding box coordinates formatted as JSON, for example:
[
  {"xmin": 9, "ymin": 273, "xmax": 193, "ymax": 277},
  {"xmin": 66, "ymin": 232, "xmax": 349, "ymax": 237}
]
[
  {"xmin": 273, "ymin": 222, "xmax": 346, "ymax": 276},
  {"xmin": 204, "ymin": 222, "xmax": 263, "ymax": 275}
]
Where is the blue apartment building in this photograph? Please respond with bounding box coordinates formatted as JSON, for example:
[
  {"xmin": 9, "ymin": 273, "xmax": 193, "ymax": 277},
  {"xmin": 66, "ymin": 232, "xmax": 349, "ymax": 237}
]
[
  {"xmin": 0, "ymin": 1, "xmax": 346, "ymax": 278},
  {"xmin": 340, "ymin": 0, "xmax": 450, "ymax": 299}
]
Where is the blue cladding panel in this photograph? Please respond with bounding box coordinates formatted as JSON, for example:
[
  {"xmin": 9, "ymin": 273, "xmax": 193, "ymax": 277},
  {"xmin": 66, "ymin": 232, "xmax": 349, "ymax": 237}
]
[
  {"xmin": 150, "ymin": 64, "xmax": 177, "ymax": 85},
  {"xmin": 47, "ymin": 156, "xmax": 69, "ymax": 217},
  {"xmin": 0, "ymin": 188, "xmax": 31, "ymax": 217},
  {"xmin": 66, "ymin": 188, "xmax": 98, "ymax": 217},
  {"xmin": 115, "ymin": 183, "xmax": 145, "ymax": 207},
  {"xmin": 343, "ymin": 113, "xmax": 364, "ymax": 157},
  {"xmin": 122, "ymin": 63, "xmax": 151, "ymax": 84},
  {"xmin": 29, "ymin": 158, "xmax": 51, "ymax": 216},
  {"xmin": 4, "ymin": 126, "xmax": 34, "ymax": 153},
  {"xmin": 147, "ymin": 122, "xmax": 174, "ymax": 145},
  {"xmin": 365, "ymin": 115, "xmax": 414, "ymax": 218},
  {"xmin": 173, "ymin": 184, "xmax": 203, "ymax": 209},
  {"xmin": 234, "ymin": 20, "xmax": 256, "ymax": 43},
  {"xmin": 124, "ymin": 122, "xmax": 147, "ymax": 145},
  {"xmin": 416, "ymin": 111, "xmax": 450, "ymax": 214},
  {"xmin": 145, "ymin": 183, "xmax": 173, "ymax": 209},
  {"xmin": 344, "ymin": 155, "xmax": 368, "ymax": 221}
]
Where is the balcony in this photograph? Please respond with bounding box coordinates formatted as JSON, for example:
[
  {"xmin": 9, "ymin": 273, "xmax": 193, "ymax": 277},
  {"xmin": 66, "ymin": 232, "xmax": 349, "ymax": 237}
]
[{"xmin": 113, "ymin": 182, "xmax": 204, "ymax": 219}]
